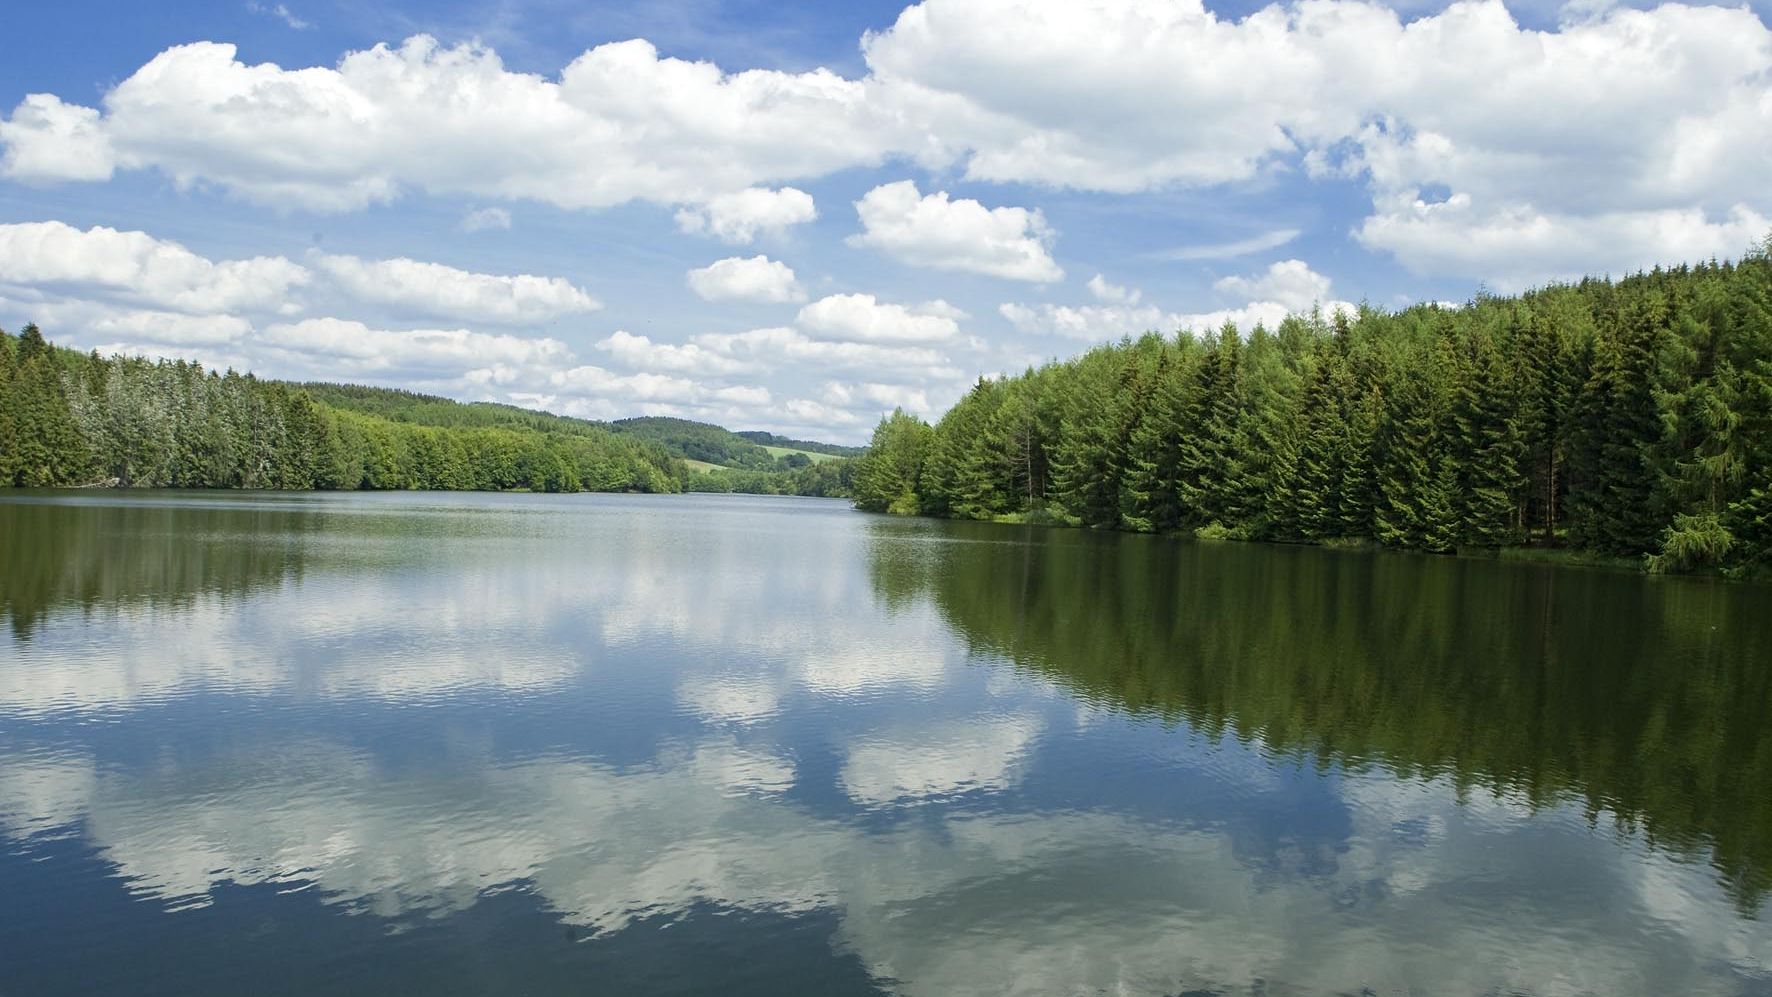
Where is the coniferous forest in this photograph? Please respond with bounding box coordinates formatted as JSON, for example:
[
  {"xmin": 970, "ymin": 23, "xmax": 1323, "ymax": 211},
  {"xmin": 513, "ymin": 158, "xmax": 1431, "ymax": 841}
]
[
  {"xmin": 0, "ymin": 324, "xmax": 859, "ymax": 498},
  {"xmin": 853, "ymin": 244, "xmax": 1772, "ymax": 576},
  {"xmin": 0, "ymin": 325, "xmax": 684, "ymax": 494}
]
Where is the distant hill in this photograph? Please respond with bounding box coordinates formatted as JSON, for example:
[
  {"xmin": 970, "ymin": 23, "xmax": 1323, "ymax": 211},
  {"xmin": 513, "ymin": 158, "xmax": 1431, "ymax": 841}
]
[
  {"xmin": 608, "ymin": 417, "xmax": 857, "ymax": 469},
  {"xmin": 733, "ymin": 431, "xmax": 865, "ymax": 458},
  {"xmin": 299, "ymin": 389, "xmax": 859, "ymax": 465},
  {"xmin": 607, "ymin": 416, "xmax": 776, "ymax": 468},
  {"xmin": 300, "ymin": 382, "xmax": 612, "ymax": 437},
  {"xmin": 269, "ymin": 383, "xmax": 856, "ymax": 496}
]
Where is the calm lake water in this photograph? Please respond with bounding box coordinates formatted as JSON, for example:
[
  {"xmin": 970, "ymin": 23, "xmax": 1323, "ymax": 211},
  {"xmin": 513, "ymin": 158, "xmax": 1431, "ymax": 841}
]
[{"xmin": 2, "ymin": 490, "xmax": 1770, "ymax": 996}]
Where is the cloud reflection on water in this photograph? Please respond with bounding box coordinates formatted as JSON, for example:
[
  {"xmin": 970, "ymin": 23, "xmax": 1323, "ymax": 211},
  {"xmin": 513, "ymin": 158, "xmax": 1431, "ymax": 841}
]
[{"xmin": 1, "ymin": 492, "xmax": 1768, "ymax": 996}]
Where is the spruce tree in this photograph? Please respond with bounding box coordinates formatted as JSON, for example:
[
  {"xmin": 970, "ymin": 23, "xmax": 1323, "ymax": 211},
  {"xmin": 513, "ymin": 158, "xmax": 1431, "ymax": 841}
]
[
  {"xmin": 1451, "ymin": 324, "xmax": 1524, "ymax": 546},
  {"xmin": 1120, "ymin": 344, "xmax": 1190, "ymax": 532},
  {"xmin": 1228, "ymin": 325, "xmax": 1301, "ymax": 539},
  {"xmin": 1570, "ymin": 297, "xmax": 1668, "ymax": 554},
  {"xmin": 1290, "ymin": 352, "xmax": 1345, "ymax": 540},
  {"xmin": 1337, "ymin": 382, "xmax": 1380, "ymax": 539},
  {"xmin": 1176, "ymin": 323, "xmax": 1241, "ymax": 526},
  {"xmin": 9, "ymin": 347, "xmax": 87, "ymax": 487},
  {"xmin": 1373, "ymin": 338, "xmax": 1452, "ymax": 550}
]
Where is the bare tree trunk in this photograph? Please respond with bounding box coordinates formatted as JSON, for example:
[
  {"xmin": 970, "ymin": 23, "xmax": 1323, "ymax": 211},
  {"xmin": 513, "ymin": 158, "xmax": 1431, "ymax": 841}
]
[{"xmin": 1543, "ymin": 450, "xmax": 1559, "ymax": 545}]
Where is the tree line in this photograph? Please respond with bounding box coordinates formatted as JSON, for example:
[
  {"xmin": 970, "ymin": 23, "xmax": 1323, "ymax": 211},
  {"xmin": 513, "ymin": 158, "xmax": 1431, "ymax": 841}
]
[
  {"xmin": 733, "ymin": 430, "xmax": 866, "ymax": 458},
  {"xmin": 0, "ymin": 325, "xmax": 682, "ymax": 494},
  {"xmin": 852, "ymin": 244, "xmax": 1772, "ymax": 576},
  {"xmin": 684, "ymin": 459, "xmax": 854, "ymax": 498}
]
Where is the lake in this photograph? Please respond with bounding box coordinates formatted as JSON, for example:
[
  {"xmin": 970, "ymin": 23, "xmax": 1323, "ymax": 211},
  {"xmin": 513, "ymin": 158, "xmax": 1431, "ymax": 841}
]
[{"xmin": 2, "ymin": 489, "xmax": 1769, "ymax": 996}]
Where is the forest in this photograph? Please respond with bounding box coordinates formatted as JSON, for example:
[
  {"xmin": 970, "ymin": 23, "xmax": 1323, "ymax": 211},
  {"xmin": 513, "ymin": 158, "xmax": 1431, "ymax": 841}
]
[
  {"xmin": 0, "ymin": 325, "xmax": 684, "ymax": 494},
  {"xmin": 0, "ymin": 325, "xmax": 857, "ymax": 498},
  {"xmin": 852, "ymin": 244, "xmax": 1772, "ymax": 576}
]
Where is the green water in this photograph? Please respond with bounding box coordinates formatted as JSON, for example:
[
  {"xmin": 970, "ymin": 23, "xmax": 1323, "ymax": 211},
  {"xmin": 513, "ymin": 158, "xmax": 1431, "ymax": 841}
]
[{"xmin": 1, "ymin": 490, "xmax": 1768, "ymax": 996}]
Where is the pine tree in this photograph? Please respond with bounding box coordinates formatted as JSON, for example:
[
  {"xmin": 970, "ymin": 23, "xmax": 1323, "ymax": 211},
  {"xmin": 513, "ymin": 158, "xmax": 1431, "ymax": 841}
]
[
  {"xmin": 1373, "ymin": 337, "xmax": 1452, "ymax": 550},
  {"xmin": 1725, "ymin": 467, "xmax": 1772, "ymax": 575},
  {"xmin": 1337, "ymin": 383, "xmax": 1380, "ymax": 539},
  {"xmin": 1120, "ymin": 343, "xmax": 1191, "ymax": 532},
  {"xmin": 8, "ymin": 326, "xmax": 88, "ymax": 487},
  {"xmin": 1051, "ymin": 347, "xmax": 1144, "ymax": 528},
  {"xmin": 1450, "ymin": 324, "xmax": 1524, "ymax": 546},
  {"xmin": 1289, "ymin": 350, "xmax": 1345, "ymax": 540},
  {"xmin": 1514, "ymin": 296, "xmax": 1591, "ymax": 544},
  {"xmin": 1570, "ymin": 296, "xmax": 1669, "ymax": 555},
  {"xmin": 1176, "ymin": 323, "xmax": 1241, "ymax": 526},
  {"xmin": 1228, "ymin": 325, "xmax": 1302, "ymax": 539},
  {"xmin": 921, "ymin": 383, "xmax": 994, "ymax": 518}
]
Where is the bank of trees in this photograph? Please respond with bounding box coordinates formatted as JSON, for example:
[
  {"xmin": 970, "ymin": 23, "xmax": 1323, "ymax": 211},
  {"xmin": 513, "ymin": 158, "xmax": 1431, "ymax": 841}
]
[
  {"xmin": 0, "ymin": 326, "xmax": 681, "ymax": 494},
  {"xmin": 685, "ymin": 458, "xmax": 854, "ymax": 498},
  {"xmin": 853, "ymin": 245, "xmax": 1772, "ymax": 575}
]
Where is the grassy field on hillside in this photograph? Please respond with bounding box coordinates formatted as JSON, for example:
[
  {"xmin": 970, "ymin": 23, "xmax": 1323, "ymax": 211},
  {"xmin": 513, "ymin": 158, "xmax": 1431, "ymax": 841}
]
[{"xmin": 762, "ymin": 446, "xmax": 840, "ymax": 464}]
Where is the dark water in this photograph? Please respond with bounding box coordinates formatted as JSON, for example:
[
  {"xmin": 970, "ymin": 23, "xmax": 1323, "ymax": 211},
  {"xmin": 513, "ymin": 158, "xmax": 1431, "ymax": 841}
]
[{"xmin": 2, "ymin": 490, "xmax": 1770, "ymax": 996}]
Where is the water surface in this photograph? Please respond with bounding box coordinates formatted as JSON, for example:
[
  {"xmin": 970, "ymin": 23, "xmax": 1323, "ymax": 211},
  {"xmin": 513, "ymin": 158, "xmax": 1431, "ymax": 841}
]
[{"xmin": 2, "ymin": 490, "xmax": 1769, "ymax": 995}]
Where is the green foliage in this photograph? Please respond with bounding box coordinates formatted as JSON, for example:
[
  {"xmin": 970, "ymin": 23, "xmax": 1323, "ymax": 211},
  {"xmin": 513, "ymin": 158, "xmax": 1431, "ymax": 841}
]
[
  {"xmin": 1174, "ymin": 323, "xmax": 1243, "ymax": 527},
  {"xmin": 4, "ymin": 325, "xmax": 89, "ymax": 487},
  {"xmin": 0, "ymin": 329, "xmax": 681, "ymax": 495},
  {"xmin": 1646, "ymin": 512, "xmax": 1736, "ymax": 574},
  {"xmin": 683, "ymin": 458, "xmax": 854, "ymax": 498},
  {"xmin": 608, "ymin": 416, "xmax": 778, "ymax": 468},
  {"xmin": 1049, "ymin": 343, "xmax": 1151, "ymax": 529},
  {"xmin": 854, "ymin": 247, "xmax": 1772, "ymax": 573},
  {"xmin": 1725, "ymin": 471, "xmax": 1772, "ymax": 576},
  {"xmin": 850, "ymin": 408, "xmax": 933, "ymax": 514}
]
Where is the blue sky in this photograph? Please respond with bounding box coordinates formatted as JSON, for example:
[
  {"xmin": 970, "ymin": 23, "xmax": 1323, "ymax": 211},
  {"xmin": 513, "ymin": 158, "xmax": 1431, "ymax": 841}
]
[{"xmin": 3, "ymin": 0, "xmax": 1769, "ymax": 441}]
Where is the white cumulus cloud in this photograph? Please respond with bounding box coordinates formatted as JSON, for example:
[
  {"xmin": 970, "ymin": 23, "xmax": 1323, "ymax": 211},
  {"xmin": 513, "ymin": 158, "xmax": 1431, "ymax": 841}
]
[
  {"xmin": 848, "ymin": 180, "xmax": 1063, "ymax": 282},
  {"xmin": 0, "ymin": 221, "xmax": 308, "ymax": 315},
  {"xmin": 1213, "ymin": 259, "xmax": 1333, "ymax": 312},
  {"xmin": 309, "ymin": 253, "xmax": 600, "ymax": 325},
  {"xmin": 796, "ymin": 292, "xmax": 963, "ymax": 345},
  {"xmin": 675, "ymin": 187, "xmax": 818, "ymax": 244},
  {"xmin": 0, "ymin": 95, "xmax": 116, "ymax": 182},
  {"xmin": 820, "ymin": 381, "xmax": 934, "ymax": 418},
  {"xmin": 686, "ymin": 255, "xmax": 805, "ymax": 304},
  {"xmin": 0, "ymin": 37, "xmax": 902, "ymax": 212},
  {"xmin": 594, "ymin": 329, "xmax": 755, "ymax": 377},
  {"xmin": 693, "ymin": 326, "xmax": 961, "ymax": 384},
  {"xmin": 262, "ymin": 317, "xmax": 573, "ymax": 381},
  {"xmin": 1354, "ymin": 196, "xmax": 1772, "ymax": 291},
  {"xmin": 1086, "ymin": 274, "xmax": 1140, "ymax": 305},
  {"xmin": 1002, "ymin": 261, "xmax": 1353, "ymax": 342},
  {"xmin": 8, "ymin": 4, "xmax": 1769, "ymax": 282}
]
